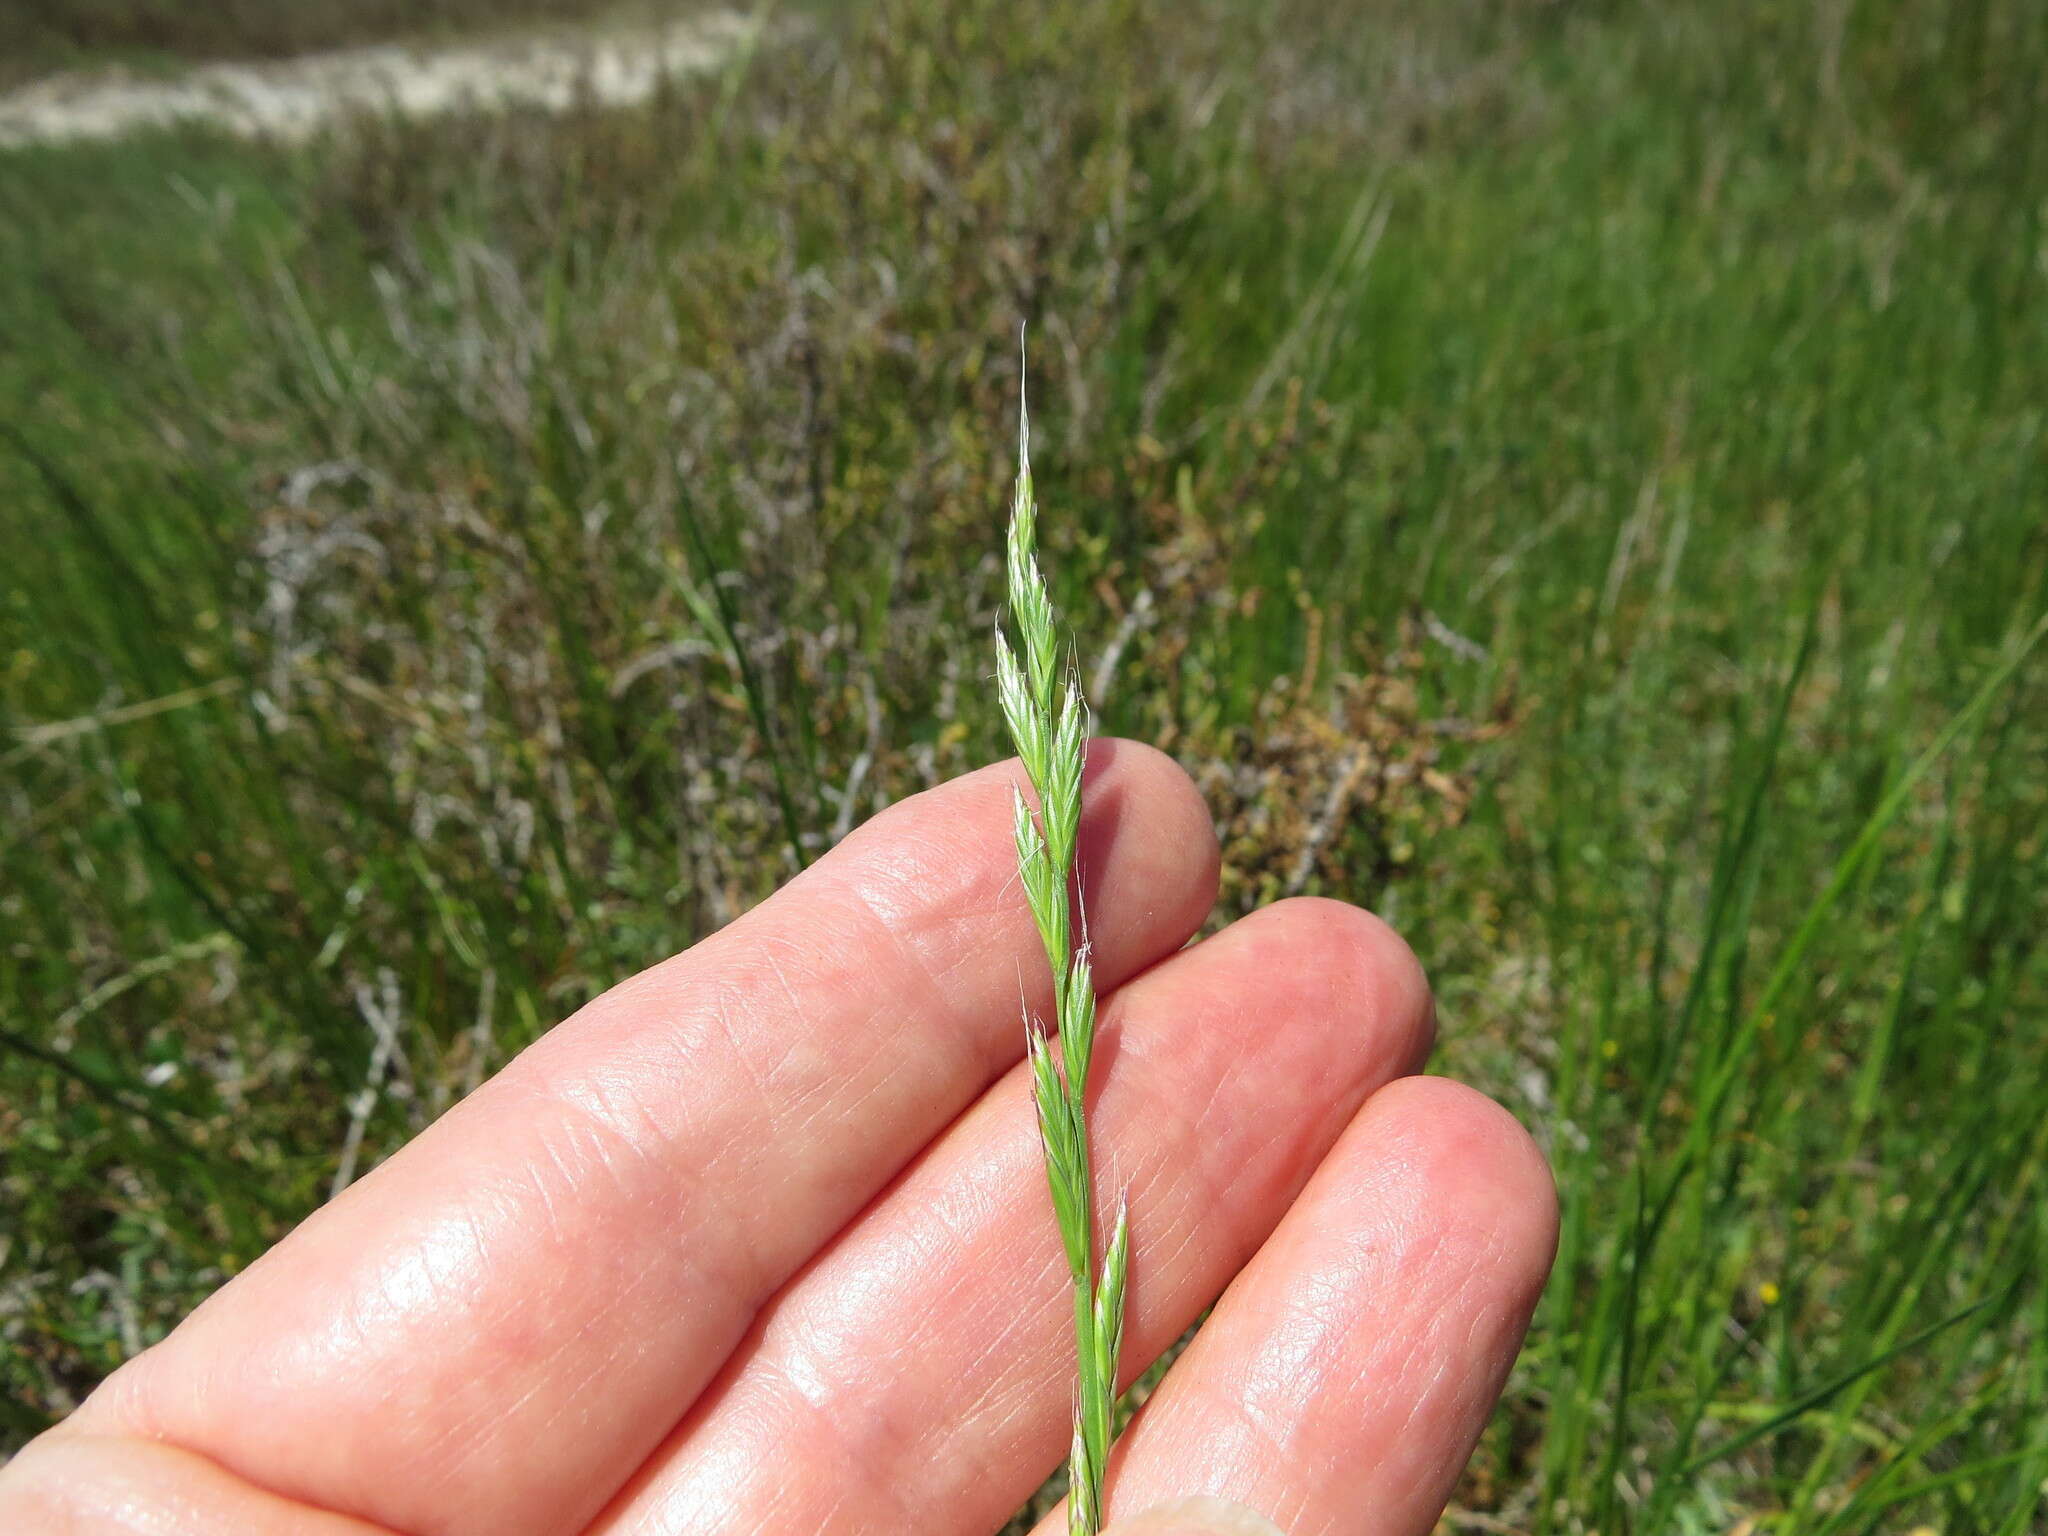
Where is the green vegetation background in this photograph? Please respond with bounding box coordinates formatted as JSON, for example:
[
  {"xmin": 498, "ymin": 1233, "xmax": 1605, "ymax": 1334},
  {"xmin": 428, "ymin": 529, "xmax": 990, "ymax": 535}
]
[{"xmin": 2, "ymin": 1, "xmax": 2045, "ymax": 1531}]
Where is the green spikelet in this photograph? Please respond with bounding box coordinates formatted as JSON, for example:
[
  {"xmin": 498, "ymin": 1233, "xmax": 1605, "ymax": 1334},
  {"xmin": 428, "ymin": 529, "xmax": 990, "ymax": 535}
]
[{"xmin": 999, "ymin": 346, "xmax": 1127, "ymax": 1536}]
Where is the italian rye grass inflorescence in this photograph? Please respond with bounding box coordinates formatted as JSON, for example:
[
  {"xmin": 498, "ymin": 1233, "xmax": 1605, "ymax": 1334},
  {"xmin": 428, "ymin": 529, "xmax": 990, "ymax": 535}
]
[{"xmin": 998, "ymin": 358, "xmax": 1130, "ymax": 1536}]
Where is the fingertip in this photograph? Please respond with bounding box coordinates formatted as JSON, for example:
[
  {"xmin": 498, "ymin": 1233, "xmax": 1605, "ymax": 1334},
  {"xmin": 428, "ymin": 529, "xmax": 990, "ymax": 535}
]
[
  {"xmin": 1356, "ymin": 1075, "xmax": 1560, "ymax": 1309},
  {"xmin": 832, "ymin": 737, "xmax": 1218, "ymax": 984},
  {"xmin": 1079, "ymin": 737, "xmax": 1221, "ymax": 933},
  {"xmin": 1221, "ymin": 897, "xmax": 1437, "ymax": 1076}
]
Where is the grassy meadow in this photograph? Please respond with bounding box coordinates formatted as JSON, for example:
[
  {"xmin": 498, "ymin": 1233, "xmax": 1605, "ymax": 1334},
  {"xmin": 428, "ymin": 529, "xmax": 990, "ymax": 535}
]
[{"xmin": 3, "ymin": 0, "xmax": 2046, "ymax": 1530}]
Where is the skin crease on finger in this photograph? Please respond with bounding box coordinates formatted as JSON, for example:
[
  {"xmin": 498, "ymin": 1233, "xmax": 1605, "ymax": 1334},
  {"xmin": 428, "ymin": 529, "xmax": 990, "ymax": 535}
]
[
  {"xmin": 1104, "ymin": 1497, "xmax": 1288, "ymax": 1536},
  {"xmin": 0, "ymin": 1434, "xmax": 397, "ymax": 1536},
  {"xmin": 23, "ymin": 743, "xmax": 1221, "ymax": 1536},
  {"xmin": 590, "ymin": 897, "xmax": 1436, "ymax": 1536}
]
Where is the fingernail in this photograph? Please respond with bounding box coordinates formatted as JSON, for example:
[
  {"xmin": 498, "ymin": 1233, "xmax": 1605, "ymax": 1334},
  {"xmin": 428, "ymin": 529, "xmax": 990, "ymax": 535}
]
[{"xmin": 1106, "ymin": 1495, "xmax": 1286, "ymax": 1536}]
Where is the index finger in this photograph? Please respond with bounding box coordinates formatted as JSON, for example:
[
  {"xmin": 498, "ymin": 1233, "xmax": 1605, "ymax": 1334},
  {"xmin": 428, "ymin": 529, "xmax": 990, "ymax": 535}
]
[{"xmin": 65, "ymin": 741, "xmax": 1219, "ymax": 1536}]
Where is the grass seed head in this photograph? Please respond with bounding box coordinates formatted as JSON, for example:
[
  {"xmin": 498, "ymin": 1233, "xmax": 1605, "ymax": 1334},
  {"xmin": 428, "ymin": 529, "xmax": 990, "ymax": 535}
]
[{"xmin": 1001, "ymin": 345, "xmax": 1126, "ymax": 1536}]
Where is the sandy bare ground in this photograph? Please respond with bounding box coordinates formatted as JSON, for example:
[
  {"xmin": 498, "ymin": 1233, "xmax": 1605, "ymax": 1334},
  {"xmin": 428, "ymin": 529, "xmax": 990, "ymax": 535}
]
[{"xmin": 0, "ymin": 10, "xmax": 759, "ymax": 149}]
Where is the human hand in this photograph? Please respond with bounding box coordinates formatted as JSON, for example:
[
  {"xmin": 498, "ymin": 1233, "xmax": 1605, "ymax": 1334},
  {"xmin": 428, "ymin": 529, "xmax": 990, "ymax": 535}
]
[{"xmin": 2, "ymin": 743, "xmax": 1556, "ymax": 1536}]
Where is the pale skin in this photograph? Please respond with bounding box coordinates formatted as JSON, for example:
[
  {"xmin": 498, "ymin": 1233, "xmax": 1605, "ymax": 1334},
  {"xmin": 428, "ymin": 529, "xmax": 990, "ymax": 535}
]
[{"xmin": 2, "ymin": 742, "xmax": 1558, "ymax": 1536}]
